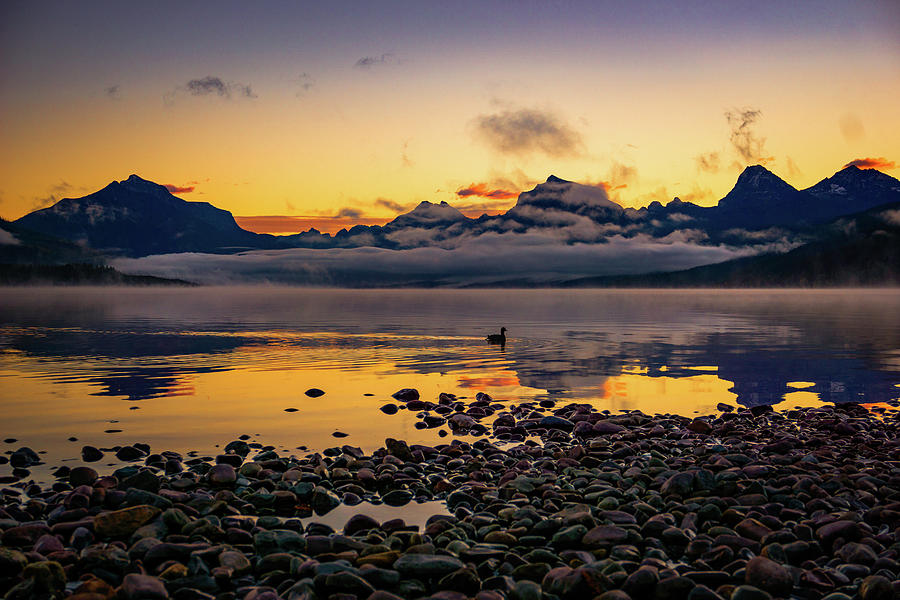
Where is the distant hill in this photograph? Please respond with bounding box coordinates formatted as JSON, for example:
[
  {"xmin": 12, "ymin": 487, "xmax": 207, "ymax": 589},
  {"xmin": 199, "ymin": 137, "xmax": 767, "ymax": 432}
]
[
  {"xmin": 1, "ymin": 218, "xmax": 101, "ymax": 264},
  {"xmin": 0, "ymin": 263, "xmax": 194, "ymax": 286},
  {"xmin": 14, "ymin": 175, "xmax": 288, "ymax": 257},
  {"xmin": 563, "ymin": 201, "xmax": 900, "ymax": 287},
  {"xmin": 8, "ymin": 166, "xmax": 900, "ymax": 286}
]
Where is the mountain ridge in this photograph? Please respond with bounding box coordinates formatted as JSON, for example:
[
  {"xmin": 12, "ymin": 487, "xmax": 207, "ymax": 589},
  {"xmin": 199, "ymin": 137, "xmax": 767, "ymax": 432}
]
[{"xmin": 9, "ymin": 165, "xmax": 900, "ymax": 269}]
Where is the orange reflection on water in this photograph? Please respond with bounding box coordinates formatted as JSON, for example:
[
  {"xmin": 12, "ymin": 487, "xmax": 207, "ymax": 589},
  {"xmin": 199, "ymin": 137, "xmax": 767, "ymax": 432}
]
[
  {"xmin": 457, "ymin": 373, "xmax": 521, "ymax": 389},
  {"xmin": 593, "ymin": 372, "xmax": 740, "ymax": 415}
]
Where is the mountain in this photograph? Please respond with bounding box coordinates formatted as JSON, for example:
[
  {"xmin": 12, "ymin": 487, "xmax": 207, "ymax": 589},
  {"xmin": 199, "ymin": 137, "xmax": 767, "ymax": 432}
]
[
  {"xmin": 386, "ymin": 200, "xmax": 468, "ymax": 228},
  {"xmin": 0, "ymin": 263, "xmax": 194, "ymax": 286},
  {"xmin": 714, "ymin": 165, "xmax": 813, "ymax": 227},
  {"xmin": 805, "ymin": 165, "xmax": 900, "ymax": 215},
  {"xmin": 14, "ymin": 175, "xmax": 287, "ymax": 256},
  {"xmin": 1, "ymin": 218, "xmax": 101, "ymax": 265},
  {"xmin": 10, "ymin": 167, "xmax": 900, "ymax": 269},
  {"xmin": 564, "ymin": 200, "xmax": 900, "ymax": 287}
]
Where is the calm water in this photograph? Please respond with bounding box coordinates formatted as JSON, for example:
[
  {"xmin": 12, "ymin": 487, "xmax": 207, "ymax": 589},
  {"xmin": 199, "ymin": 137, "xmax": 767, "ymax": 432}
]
[{"xmin": 1, "ymin": 287, "xmax": 899, "ymax": 484}]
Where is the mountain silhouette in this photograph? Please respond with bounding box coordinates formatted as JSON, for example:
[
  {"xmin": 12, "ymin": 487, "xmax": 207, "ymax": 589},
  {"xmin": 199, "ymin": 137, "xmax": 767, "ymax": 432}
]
[
  {"xmin": 9, "ymin": 167, "xmax": 900, "ymax": 272},
  {"xmin": 14, "ymin": 175, "xmax": 288, "ymax": 256}
]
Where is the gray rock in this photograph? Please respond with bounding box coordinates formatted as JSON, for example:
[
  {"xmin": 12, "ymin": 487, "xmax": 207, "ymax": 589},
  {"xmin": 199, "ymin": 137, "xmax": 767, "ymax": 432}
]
[
  {"xmin": 393, "ymin": 553, "xmax": 464, "ymax": 577},
  {"xmin": 118, "ymin": 573, "xmax": 169, "ymax": 599}
]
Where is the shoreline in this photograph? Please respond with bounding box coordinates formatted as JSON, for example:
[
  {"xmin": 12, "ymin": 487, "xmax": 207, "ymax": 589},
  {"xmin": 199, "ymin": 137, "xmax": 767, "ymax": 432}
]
[{"xmin": 1, "ymin": 400, "xmax": 899, "ymax": 600}]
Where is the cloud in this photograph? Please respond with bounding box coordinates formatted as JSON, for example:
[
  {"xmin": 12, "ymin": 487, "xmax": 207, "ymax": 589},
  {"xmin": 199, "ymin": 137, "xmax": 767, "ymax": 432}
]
[
  {"xmin": 167, "ymin": 76, "xmax": 257, "ymax": 103},
  {"xmin": 105, "ymin": 85, "xmax": 121, "ymax": 100},
  {"xmin": 474, "ymin": 107, "xmax": 583, "ymax": 158},
  {"xmin": 456, "ymin": 183, "xmax": 518, "ymax": 200},
  {"xmin": 725, "ymin": 108, "xmax": 771, "ymax": 164},
  {"xmin": 30, "ymin": 181, "xmax": 81, "ymax": 211},
  {"xmin": 296, "ymin": 73, "xmax": 315, "ymax": 96},
  {"xmin": 112, "ymin": 231, "xmax": 753, "ymax": 286},
  {"xmin": 785, "ymin": 156, "xmax": 801, "ymax": 179},
  {"xmin": 336, "ymin": 207, "xmax": 364, "ymax": 220},
  {"xmin": 881, "ymin": 210, "xmax": 900, "ymax": 226},
  {"xmin": 164, "ymin": 184, "xmax": 195, "ymax": 194},
  {"xmin": 401, "ymin": 140, "xmax": 413, "ymax": 168},
  {"xmin": 354, "ymin": 54, "xmax": 394, "ymax": 69},
  {"xmin": 839, "ymin": 113, "xmax": 865, "ymax": 142},
  {"xmin": 375, "ymin": 198, "xmax": 412, "ymax": 213},
  {"xmin": 678, "ymin": 184, "xmax": 714, "ymax": 205},
  {"xmin": 0, "ymin": 229, "xmax": 20, "ymax": 245},
  {"xmin": 695, "ymin": 152, "xmax": 720, "ymax": 173},
  {"xmin": 608, "ymin": 162, "xmax": 637, "ymax": 186},
  {"xmin": 186, "ymin": 76, "xmax": 229, "ymax": 97},
  {"xmin": 843, "ymin": 157, "xmax": 896, "ymax": 170}
]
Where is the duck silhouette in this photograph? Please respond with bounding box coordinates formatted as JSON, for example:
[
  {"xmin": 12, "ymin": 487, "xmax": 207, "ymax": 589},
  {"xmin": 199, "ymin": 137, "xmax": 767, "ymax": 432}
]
[{"xmin": 486, "ymin": 327, "xmax": 507, "ymax": 344}]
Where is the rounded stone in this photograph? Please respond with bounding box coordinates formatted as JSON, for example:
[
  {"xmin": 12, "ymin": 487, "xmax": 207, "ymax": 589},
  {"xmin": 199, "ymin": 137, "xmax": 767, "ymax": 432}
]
[
  {"xmin": 744, "ymin": 556, "xmax": 792, "ymax": 597},
  {"xmin": 207, "ymin": 463, "xmax": 237, "ymax": 485}
]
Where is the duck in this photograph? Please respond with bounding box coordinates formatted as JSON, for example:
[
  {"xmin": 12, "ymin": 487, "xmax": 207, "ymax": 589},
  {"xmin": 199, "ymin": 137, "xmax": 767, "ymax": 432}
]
[{"xmin": 486, "ymin": 327, "xmax": 507, "ymax": 344}]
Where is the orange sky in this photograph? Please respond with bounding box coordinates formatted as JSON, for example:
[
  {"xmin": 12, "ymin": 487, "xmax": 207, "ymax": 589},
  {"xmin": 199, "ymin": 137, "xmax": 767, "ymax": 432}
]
[{"xmin": 1, "ymin": 2, "xmax": 898, "ymax": 229}]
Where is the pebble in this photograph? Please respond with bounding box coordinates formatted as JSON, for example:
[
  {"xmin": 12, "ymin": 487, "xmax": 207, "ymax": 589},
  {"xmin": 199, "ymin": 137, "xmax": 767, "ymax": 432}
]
[{"xmin": 0, "ymin": 401, "xmax": 896, "ymax": 600}]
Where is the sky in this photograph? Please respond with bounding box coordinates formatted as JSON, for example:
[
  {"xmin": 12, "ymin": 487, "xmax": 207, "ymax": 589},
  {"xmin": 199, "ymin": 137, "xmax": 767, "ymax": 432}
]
[{"xmin": 2, "ymin": 0, "xmax": 899, "ymax": 233}]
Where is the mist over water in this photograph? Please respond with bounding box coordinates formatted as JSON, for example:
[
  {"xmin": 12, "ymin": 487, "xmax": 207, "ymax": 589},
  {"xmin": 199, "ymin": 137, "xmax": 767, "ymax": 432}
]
[{"xmin": 1, "ymin": 287, "xmax": 898, "ymax": 482}]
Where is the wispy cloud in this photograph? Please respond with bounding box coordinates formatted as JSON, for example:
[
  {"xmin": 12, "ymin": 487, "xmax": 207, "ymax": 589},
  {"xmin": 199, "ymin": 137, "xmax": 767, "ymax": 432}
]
[
  {"xmin": 354, "ymin": 54, "xmax": 394, "ymax": 69},
  {"xmin": 456, "ymin": 183, "xmax": 518, "ymax": 200},
  {"xmin": 474, "ymin": 107, "xmax": 583, "ymax": 158},
  {"xmin": 375, "ymin": 198, "xmax": 412, "ymax": 213},
  {"xmin": 843, "ymin": 157, "xmax": 896, "ymax": 170},
  {"xmin": 166, "ymin": 76, "xmax": 257, "ymax": 104},
  {"xmin": 401, "ymin": 140, "xmax": 413, "ymax": 168},
  {"xmin": 164, "ymin": 183, "xmax": 195, "ymax": 194},
  {"xmin": 695, "ymin": 152, "xmax": 720, "ymax": 173},
  {"xmin": 30, "ymin": 181, "xmax": 81, "ymax": 211},
  {"xmin": 336, "ymin": 207, "xmax": 363, "ymax": 220},
  {"xmin": 725, "ymin": 108, "xmax": 772, "ymax": 165},
  {"xmin": 295, "ymin": 73, "xmax": 315, "ymax": 96}
]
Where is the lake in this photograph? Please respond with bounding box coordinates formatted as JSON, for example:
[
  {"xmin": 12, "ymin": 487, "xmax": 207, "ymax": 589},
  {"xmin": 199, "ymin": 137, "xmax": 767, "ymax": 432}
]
[{"xmin": 1, "ymin": 287, "xmax": 899, "ymax": 484}]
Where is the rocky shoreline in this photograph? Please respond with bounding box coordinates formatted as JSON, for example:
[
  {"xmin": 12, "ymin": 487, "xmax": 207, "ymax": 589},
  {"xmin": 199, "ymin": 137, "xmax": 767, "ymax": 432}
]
[{"xmin": 1, "ymin": 394, "xmax": 899, "ymax": 600}]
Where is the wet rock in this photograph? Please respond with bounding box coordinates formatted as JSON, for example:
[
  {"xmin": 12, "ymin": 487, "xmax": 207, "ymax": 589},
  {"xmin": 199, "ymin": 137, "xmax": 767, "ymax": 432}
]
[
  {"xmin": 94, "ymin": 505, "xmax": 161, "ymax": 538},
  {"xmin": 120, "ymin": 469, "xmax": 160, "ymax": 493},
  {"xmin": 68, "ymin": 465, "xmax": 99, "ymax": 486},
  {"xmin": 391, "ymin": 388, "xmax": 419, "ymax": 402},
  {"xmin": 744, "ymin": 556, "xmax": 792, "ymax": 597},
  {"xmin": 206, "ymin": 463, "xmax": 236, "ymax": 485},
  {"xmin": 118, "ymin": 573, "xmax": 169, "ymax": 599},
  {"xmin": 81, "ymin": 445, "xmax": 103, "ymax": 462},
  {"xmin": 394, "ymin": 553, "xmax": 464, "ymax": 577},
  {"xmin": 116, "ymin": 445, "xmax": 147, "ymax": 461},
  {"xmin": 858, "ymin": 575, "xmax": 894, "ymax": 600},
  {"xmin": 661, "ymin": 472, "xmax": 695, "ymax": 497},
  {"xmin": 730, "ymin": 585, "xmax": 772, "ymax": 600},
  {"xmin": 344, "ymin": 513, "xmax": 380, "ymax": 536},
  {"xmin": 312, "ymin": 485, "xmax": 341, "ymax": 514},
  {"xmin": 10, "ymin": 447, "xmax": 40, "ymax": 467},
  {"xmin": 583, "ymin": 525, "xmax": 629, "ymax": 547},
  {"xmin": 0, "ymin": 547, "xmax": 28, "ymax": 577}
]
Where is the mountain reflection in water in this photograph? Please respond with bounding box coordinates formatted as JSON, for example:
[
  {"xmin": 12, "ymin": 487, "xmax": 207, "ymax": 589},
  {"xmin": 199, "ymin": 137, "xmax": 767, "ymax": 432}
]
[
  {"xmin": 1, "ymin": 288, "xmax": 898, "ymax": 408},
  {"xmin": 0, "ymin": 288, "xmax": 898, "ymax": 469}
]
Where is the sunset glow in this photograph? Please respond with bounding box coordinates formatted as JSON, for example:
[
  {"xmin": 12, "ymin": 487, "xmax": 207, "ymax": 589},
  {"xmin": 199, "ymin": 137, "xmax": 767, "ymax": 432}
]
[{"xmin": 1, "ymin": 1, "xmax": 898, "ymax": 226}]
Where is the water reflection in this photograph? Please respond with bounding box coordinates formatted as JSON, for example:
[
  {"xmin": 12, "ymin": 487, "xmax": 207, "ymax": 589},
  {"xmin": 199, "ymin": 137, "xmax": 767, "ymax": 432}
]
[
  {"xmin": 1, "ymin": 288, "xmax": 898, "ymax": 483},
  {"xmin": 1, "ymin": 288, "xmax": 898, "ymax": 410}
]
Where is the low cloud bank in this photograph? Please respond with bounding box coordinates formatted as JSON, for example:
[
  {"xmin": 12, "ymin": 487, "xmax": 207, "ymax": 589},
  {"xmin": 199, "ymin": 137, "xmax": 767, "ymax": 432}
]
[{"xmin": 112, "ymin": 233, "xmax": 752, "ymax": 286}]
